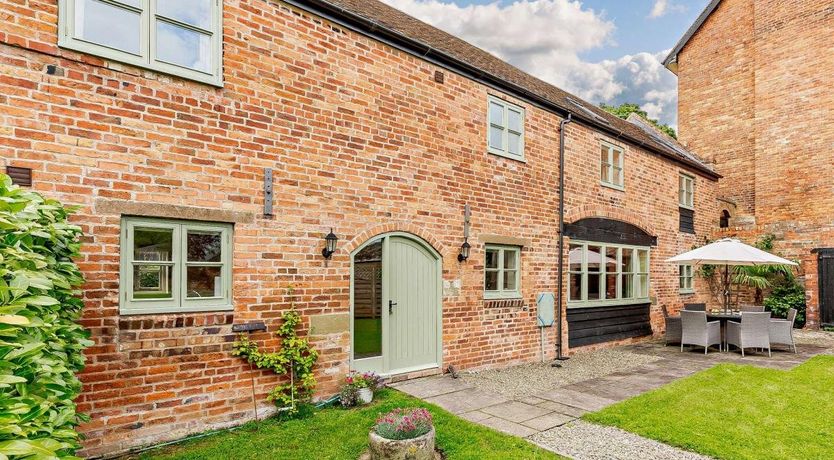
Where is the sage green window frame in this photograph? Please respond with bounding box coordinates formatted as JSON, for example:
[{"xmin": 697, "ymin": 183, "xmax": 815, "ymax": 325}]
[
  {"xmin": 119, "ymin": 217, "xmax": 233, "ymax": 315},
  {"xmin": 484, "ymin": 245, "xmax": 522, "ymax": 299},
  {"xmin": 58, "ymin": 0, "xmax": 223, "ymax": 86},
  {"xmin": 679, "ymin": 264, "xmax": 695, "ymax": 293},
  {"xmin": 600, "ymin": 141, "xmax": 625, "ymax": 190},
  {"xmin": 679, "ymin": 173, "xmax": 695, "ymax": 209},
  {"xmin": 487, "ymin": 95, "xmax": 525, "ymax": 161},
  {"xmin": 567, "ymin": 241, "xmax": 650, "ymax": 308}
]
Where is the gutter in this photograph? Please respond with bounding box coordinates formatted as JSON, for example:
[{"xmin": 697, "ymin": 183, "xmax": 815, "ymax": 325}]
[{"xmin": 284, "ymin": 0, "xmax": 720, "ymax": 181}]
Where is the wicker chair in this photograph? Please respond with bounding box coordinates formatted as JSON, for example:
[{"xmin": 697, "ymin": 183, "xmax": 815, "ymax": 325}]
[
  {"xmin": 662, "ymin": 305, "xmax": 682, "ymax": 346},
  {"xmin": 769, "ymin": 308, "xmax": 798, "ymax": 353},
  {"xmin": 683, "ymin": 303, "xmax": 707, "ymax": 312},
  {"xmin": 727, "ymin": 312, "xmax": 772, "ymax": 357},
  {"xmin": 681, "ymin": 310, "xmax": 721, "ymax": 354},
  {"xmin": 740, "ymin": 305, "xmax": 765, "ymax": 312}
]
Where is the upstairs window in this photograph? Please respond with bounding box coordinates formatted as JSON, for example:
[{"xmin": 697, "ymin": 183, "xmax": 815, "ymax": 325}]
[
  {"xmin": 58, "ymin": 0, "xmax": 223, "ymax": 86},
  {"xmin": 484, "ymin": 245, "xmax": 521, "ymax": 299},
  {"xmin": 487, "ymin": 96, "xmax": 525, "ymax": 161},
  {"xmin": 600, "ymin": 142, "xmax": 624, "ymax": 189},
  {"xmin": 120, "ymin": 217, "xmax": 233, "ymax": 314},
  {"xmin": 679, "ymin": 174, "xmax": 695, "ymax": 209}
]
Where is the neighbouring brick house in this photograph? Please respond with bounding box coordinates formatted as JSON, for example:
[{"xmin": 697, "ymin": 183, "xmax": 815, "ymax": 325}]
[
  {"xmin": 666, "ymin": 0, "xmax": 834, "ymax": 327},
  {"xmin": 2, "ymin": 0, "xmax": 717, "ymax": 455}
]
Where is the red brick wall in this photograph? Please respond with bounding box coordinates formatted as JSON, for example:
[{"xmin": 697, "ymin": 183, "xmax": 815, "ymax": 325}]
[
  {"xmin": 1, "ymin": 0, "xmax": 716, "ymax": 455},
  {"xmin": 676, "ymin": 0, "xmax": 834, "ymax": 327}
]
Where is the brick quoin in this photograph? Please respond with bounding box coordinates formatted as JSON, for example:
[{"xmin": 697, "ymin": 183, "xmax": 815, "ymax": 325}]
[
  {"xmin": 1, "ymin": 0, "xmax": 717, "ymax": 456},
  {"xmin": 674, "ymin": 0, "xmax": 834, "ymax": 327}
]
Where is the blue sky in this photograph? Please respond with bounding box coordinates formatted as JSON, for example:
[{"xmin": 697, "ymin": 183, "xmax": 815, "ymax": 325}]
[{"xmin": 382, "ymin": 0, "xmax": 711, "ymax": 128}]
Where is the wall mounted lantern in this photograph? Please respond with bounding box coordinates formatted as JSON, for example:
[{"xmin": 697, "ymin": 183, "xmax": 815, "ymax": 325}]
[
  {"xmin": 457, "ymin": 238, "xmax": 471, "ymax": 262},
  {"xmin": 322, "ymin": 228, "xmax": 338, "ymax": 259}
]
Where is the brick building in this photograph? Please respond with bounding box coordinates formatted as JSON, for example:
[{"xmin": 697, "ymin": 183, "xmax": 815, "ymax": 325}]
[
  {"xmin": 2, "ymin": 0, "xmax": 716, "ymax": 455},
  {"xmin": 666, "ymin": 0, "xmax": 834, "ymax": 327}
]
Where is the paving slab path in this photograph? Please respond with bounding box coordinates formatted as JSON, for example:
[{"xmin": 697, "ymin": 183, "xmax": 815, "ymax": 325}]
[{"xmin": 392, "ymin": 340, "xmax": 830, "ymax": 460}]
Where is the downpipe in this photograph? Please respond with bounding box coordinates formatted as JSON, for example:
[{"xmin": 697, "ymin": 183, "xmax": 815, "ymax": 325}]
[{"xmin": 553, "ymin": 113, "xmax": 572, "ymax": 367}]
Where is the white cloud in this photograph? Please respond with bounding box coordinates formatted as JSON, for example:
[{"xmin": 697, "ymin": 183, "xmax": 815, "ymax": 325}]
[
  {"xmin": 649, "ymin": 0, "xmax": 668, "ymax": 18},
  {"xmin": 380, "ymin": 0, "xmax": 679, "ymax": 127}
]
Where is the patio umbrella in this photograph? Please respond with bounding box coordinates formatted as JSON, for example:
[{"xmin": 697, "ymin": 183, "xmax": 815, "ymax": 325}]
[{"xmin": 666, "ymin": 238, "xmax": 797, "ymax": 312}]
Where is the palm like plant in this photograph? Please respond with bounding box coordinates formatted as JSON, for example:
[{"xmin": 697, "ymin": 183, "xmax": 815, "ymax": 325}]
[{"xmin": 732, "ymin": 261, "xmax": 795, "ymax": 304}]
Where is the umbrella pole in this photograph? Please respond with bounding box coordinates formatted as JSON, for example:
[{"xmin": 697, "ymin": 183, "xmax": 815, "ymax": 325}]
[{"xmin": 724, "ymin": 264, "xmax": 730, "ymax": 313}]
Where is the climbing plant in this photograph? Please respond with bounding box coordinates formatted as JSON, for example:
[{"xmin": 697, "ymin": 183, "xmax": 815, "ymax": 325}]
[
  {"xmin": 232, "ymin": 287, "xmax": 318, "ymax": 415},
  {"xmin": 0, "ymin": 174, "xmax": 92, "ymax": 458}
]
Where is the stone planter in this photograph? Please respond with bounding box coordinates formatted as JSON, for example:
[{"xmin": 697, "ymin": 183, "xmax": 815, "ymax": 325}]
[
  {"xmin": 358, "ymin": 387, "xmax": 373, "ymax": 405},
  {"xmin": 368, "ymin": 426, "xmax": 435, "ymax": 460}
]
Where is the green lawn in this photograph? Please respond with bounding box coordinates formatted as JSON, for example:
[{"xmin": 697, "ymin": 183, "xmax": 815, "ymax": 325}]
[
  {"xmin": 354, "ymin": 318, "xmax": 382, "ymax": 357},
  {"xmin": 136, "ymin": 389, "xmax": 561, "ymax": 460},
  {"xmin": 585, "ymin": 355, "xmax": 834, "ymax": 460}
]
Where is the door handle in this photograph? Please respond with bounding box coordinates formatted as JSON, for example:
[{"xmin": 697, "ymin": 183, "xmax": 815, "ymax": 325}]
[{"xmin": 389, "ymin": 300, "xmax": 397, "ymax": 314}]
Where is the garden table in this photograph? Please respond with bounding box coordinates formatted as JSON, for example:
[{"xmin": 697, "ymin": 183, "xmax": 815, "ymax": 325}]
[{"xmin": 707, "ymin": 312, "xmax": 741, "ymax": 350}]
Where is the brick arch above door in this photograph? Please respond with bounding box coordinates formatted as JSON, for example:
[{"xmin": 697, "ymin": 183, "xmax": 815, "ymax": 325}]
[{"xmin": 344, "ymin": 222, "xmax": 448, "ymax": 258}]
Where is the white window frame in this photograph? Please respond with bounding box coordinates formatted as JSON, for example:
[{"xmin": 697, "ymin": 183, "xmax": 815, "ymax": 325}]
[
  {"xmin": 58, "ymin": 0, "xmax": 223, "ymax": 86},
  {"xmin": 600, "ymin": 141, "xmax": 625, "ymax": 190},
  {"xmin": 679, "ymin": 173, "xmax": 695, "ymax": 209},
  {"xmin": 119, "ymin": 217, "xmax": 233, "ymax": 315},
  {"xmin": 679, "ymin": 264, "xmax": 695, "ymax": 294},
  {"xmin": 486, "ymin": 95, "xmax": 525, "ymax": 161},
  {"xmin": 567, "ymin": 241, "xmax": 651, "ymax": 308},
  {"xmin": 484, "ymin": 245, "xmax": 522, "ymax": 299}
]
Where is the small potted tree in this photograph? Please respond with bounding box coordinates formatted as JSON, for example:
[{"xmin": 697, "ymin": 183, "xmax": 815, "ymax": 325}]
[
  {"xmin": 368, "ymin": 408, "xmax": 435, "ymax": 460},
  {"xmin": 340, "ymin": 371, "xmax": 384, "ymax": 407}
]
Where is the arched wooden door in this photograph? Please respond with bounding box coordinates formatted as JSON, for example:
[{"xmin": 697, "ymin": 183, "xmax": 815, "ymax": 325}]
[{"xmin": 351, "ymin": 233, "xmax": 441, "ymax": 375}]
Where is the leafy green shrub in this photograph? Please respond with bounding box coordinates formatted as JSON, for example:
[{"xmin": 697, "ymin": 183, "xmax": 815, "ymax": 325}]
[
  {"xmin": 764, "ymin": 281, "xmax": 806, "ymax": 328},
  {"xmin": 0, "ymin": 175, "xmax": 92, "ymax": 458},
  {"xmin": 233, "ymin": 287, "xmax": 318, "ymax": 416}
]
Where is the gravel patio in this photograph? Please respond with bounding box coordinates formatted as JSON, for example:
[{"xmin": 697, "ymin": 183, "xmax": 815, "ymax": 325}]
[{"xmin": 392, "ymin": 330, "xmax": 834, "ymax": 460}]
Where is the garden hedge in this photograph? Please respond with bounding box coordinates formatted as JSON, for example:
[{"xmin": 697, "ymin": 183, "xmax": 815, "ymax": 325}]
[{"xmin": 0, "ymin": 175, "xmax": 92, "ymax": 459}]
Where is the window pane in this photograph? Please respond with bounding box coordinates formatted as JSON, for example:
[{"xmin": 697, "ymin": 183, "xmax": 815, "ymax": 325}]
[
  {"xmin": 503, "ymin": 270, "xmax": 517, "ymax": 291},
  {"xmin": 485, "ymin": 271, "xmax": 498, "ymax": 291},
  {"xmin": 156, "ymin": 20, "xmax": 213, "ymax": 72},
  {"xmin": 621, "ymin": 249, "xmax": 633, "ymax": 273},
  {"xmin": 485, "ymin": 249, "xmax": 499, "ymax": 269},
  {"xmin": 187, "ymin": 230, "xmax": 222, "ymax": 262},
  {"xmin": 75, "ymin": 0, "xmax": 141, "ymax": 54},
  {"xmin": 489, "ymin": 102, "xmax": 504, "ymax": 126},
  {"xmin": 569, "ymin": 245, "xmax": 583, "ymax": 272},
  {"xmin": 352, "ymin": 249, "xmax": 382, "ymax": 359},
  {"xmin": 614, "ymin": 166, "xmax": 623, "ymax": 186},
  {"xmin": 133, "ymin": 264, "xmax": 172, "ymax": 299},
  {"xmin": 489, "ymin": 125, "xmax": 504, "ymax": 150},
  {"xmin": 508, "ymin": 132, "xmax": 521, "ymax": 155},
  {"xmin": 134, "ymin": 228, "xmax": 173, "ymax": 261},
  {"xmin": 157, "ymin": 0, "xmax": 212, "ymax": 29},
  {"xmin": 638, "ymin": 250, "xmax": 649, "ymax": 273},
  {"xmin": 605, "ymin": 247, "xmax": 618, "ymax": 273},
  {"xmin": 638, "ymin": 274, "xmax": 649, "ymax": 298},
  {"xmin": 612, "ymin": 149, "xmax": 621, "ymax": 168},
  {"xmin": 587, "ymin": 274, "xmax": 601, "ymax": 300},
  {"xmin": 569, "ymin": 273, "xmax": 582, "ymax": 301},
  {"xmin": 504, "ymin": 250, "xmax": 517, "ymax": 269},
  {"xmin": 623, "ymin": 274, "xmax": 634, "ymax": 298},
  {"xmin": 600, "ymin": 145, "xmax": 610, "ymax": 165},
  {"xmin": 186, "ymin": 266, "xmax": 222, "ymax": 297},
  {"xmin": 605, "ymin": 274, "xmax": 617, "ymax": 299},
  {"xmin": 508, "ymin": 109, "xmax": 522, "ymax": 132},
  {"xmin": 600, "ymin": 162, "xmax": 610, "ymax": 183},
  {"xmin": 587, "ymin": 246, "xmax": 602, "ymax": 272}
]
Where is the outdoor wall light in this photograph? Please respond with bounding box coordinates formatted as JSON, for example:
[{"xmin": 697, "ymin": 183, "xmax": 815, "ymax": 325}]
[
  {"xmin": 457, "ymin": 238, "xmax": 471, "ymax": 263},
  {"xmin": 322, "ymin": 228, "xmax": 338, "ymax": 259}
]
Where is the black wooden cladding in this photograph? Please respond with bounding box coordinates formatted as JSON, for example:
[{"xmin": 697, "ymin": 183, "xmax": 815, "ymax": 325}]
[
  {"xmin": 679, "ymin": 208, "xmax": 695, "ymax": 234},
  {"xmin": 567, "ymin": 304, "xmax": 652, "ymax": 347},
  {"xmin": 6, "ymin": 166, "xmax": 32, "ymax": 187},
  {"xmin": 564, "ymin": 218, "xmax": 657, "ymax": 247},
  {"xmin": 815, "ymin": 248, "xmax": 834, "ymax": 326}
]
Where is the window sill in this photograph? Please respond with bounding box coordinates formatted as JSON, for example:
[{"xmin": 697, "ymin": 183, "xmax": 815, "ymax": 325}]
[
  {"xmin": 600, "ymin": 181, "xmax": 625, "ymax": 192},
  {"xmin": 679, "ymin": 205, "xmax": 695, "ymax": 211},
  {"xmin": 484, "ymin": 292, "xmax": 523, "ymax": 300},
  {"xmin": 487, "ymin": 149, "xmax": 527, "ymax": 163},
  {"xmin": 679, "ymin": 289, "xmax": 695, "ymax": 295},
  {"xmin": 120, "ymin": 304, "xmax": 234, "ymax": 316}
]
